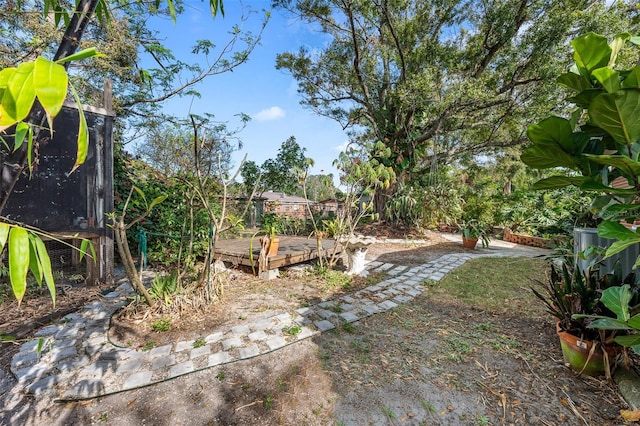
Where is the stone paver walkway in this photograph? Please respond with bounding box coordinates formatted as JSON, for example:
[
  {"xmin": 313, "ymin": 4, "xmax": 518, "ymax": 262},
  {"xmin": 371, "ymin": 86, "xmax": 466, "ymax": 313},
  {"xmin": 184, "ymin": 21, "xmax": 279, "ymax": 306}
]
[{"xmin": 4, "ymin": 238, "xmax": 547, "ymax": 413}]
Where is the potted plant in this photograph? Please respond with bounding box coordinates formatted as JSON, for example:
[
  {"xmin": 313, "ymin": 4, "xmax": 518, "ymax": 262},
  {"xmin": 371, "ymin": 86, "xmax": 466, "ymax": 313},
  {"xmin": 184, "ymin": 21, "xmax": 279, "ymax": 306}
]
[
  {"xmin": 459, "ymin": 221, "xmax": 490, "ymax": 249},
  {"xmin": 531, "ymin": 260, "xmax": 630, "ymax": 376}
]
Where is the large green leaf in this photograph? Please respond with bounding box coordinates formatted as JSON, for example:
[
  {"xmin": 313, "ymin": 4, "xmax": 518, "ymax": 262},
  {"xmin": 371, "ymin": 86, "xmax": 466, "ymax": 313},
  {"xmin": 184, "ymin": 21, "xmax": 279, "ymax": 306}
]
[
  {"xmin": 592, "ymin": 67, "xmax": 620, "ymax": 93},
  {"xmin": 34, "ymin": 235, "xmax": 55, "ymax": 307},
  {"xmin": 526, "ymin": 117, "xmax": 574, "ymax": 152},
  {"xmin": 601, "ymin": 203, "xmax": 640, "ymax": 220},
  {"xmin": 622, "ymin": 64, "xmax": 640, "ymax": 89},
  {"xmin": 605, "ymin": 238, "xmax": 640, "ymax": 260},
  {"xmin": 600, "ymin": 285, "xmax": 632, "ymax": 322},
  {"xmin": 55, "ymin": 47, "xmax": 103, "ymax": 64},
  {"xmin": 0, "ymin": 223, "xmax": 9, "ymax": 252},
  {"xmin": 557, "ymin": 72, "xmax": 592, "ymax": 93},
  {"xmin": 531, "ymin": 175, "xmax": 586, "ymax": 190},
  {"xmin": 583, "ymin": 154, "xmax": 640, "ymax": 177},
  {"xmin": 589, "ymin": 89, "xmax": 640, "ymax": 145},
  {"xmin": 34, "ymin": 56, "xmax": 68, "ymax": 131},
  {"xmin": 579, "ymin": 180, "xmax": 637, "ymax": 194},
  {"xmin": 588, "ymin": 317, "xmax": 630, "ymax": 330},
  {"xmin": 0, "ymin": 62, "xmax": 36, "ymax": 131},
  {"xmin": 28, "ymin": 234, "xmax": 43, "ymax": 287},
  {"xmin": 615, "ymin": 334, "xmax": 640, "ymax": 348},
  {"xmin": 608, "ymin": 33, "xmax": 631, "ymax": 67},
  {"xmin": 8, "ymin": 227, "xmax": 30, "ymax": 306},
  {"xmin": 597, "ymin": 220, "xmax": 635, "ymax": 240},
  {"xmin": 571, "ymin": 32, "xmax": 611, "ymax": 75},
  {"xmin": 68, "ymin": 83, "xmax": 88, "ymax": 174},
  {"xmin": 520, "ymin": 145, "xmax": 577, "ymax": 169}
]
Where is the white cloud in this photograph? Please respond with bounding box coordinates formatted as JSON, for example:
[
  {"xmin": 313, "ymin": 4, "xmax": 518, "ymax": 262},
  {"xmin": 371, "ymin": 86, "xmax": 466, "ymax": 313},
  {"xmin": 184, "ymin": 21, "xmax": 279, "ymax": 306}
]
[
  {"xmin": 334, "ymin": 140, "xmax": 350, "ymax": 152},
  {"xmin": 253, "ymin": 106, "xmax": 285, "ymax": 121}
]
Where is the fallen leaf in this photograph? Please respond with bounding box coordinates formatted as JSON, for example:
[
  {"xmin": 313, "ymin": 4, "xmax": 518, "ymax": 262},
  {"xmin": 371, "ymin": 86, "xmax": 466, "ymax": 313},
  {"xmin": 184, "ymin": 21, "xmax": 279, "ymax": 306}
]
[{"xmin": 621, "ymin": 409, "xmax": 640, "ymax": 421}]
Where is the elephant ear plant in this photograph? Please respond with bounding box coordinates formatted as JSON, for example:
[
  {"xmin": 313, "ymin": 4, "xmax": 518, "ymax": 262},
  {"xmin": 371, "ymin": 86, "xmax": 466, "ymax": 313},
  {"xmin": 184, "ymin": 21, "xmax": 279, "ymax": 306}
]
[{"xmin": 521, "ymin": 32, "xmax": 640, "ymax": 267}]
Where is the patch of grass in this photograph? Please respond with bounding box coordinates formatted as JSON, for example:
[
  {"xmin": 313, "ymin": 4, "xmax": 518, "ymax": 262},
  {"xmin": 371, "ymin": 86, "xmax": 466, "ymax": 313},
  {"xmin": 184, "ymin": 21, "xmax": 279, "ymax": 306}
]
[
  {"xmin": 364, "ymin": 271, "xmax": 385, "ymax": 285},
  {"xmin": 341, "ymin": 321, "xmax": 356, "ymax": 333},
  {"xmin": 151, "ymin": 318, "xmax": 171, "ymax": 332},
  {"xmin": 477, "ymin": 415, "xmax": 490, "ymax": 425},
  {"xmin": 327, "ymin": 304, "xmax": 344, "ymax": 313},
  {"xmin": 193, "ymin": 337, "xmax": 206, "ymax": 349},
  {"xmin": 432, "ymin": 257, "xmax": 548, "ymax": 316},
  {"xmin": 421, "ymin": 400, "xmax": 436, "ymax": 412},
  {"xmin": 444, "ymin": 337, "xmax": 473, "ymax": 362},
  {"xmin": 283, "ymin": 324, "xmax": 302, "ymax": 336},
  {"xmin": 277, "ymin": 377, "xmax": 287, "ymax": 392},
  {"xmin": 97, "ymin": 412, "xmax": 108, "ymax": 422},
  {"xmin": 263, "ymin": 393, "xmax": 274, "ymax": 410},
  {"xmin": 381, "ymin": 406, "xmax": 397, "ymax": 419},
  {"xmin": 141, "ymin": 341, "xmax": 156, "ymax": 351},
  {"xmin": 216, "ymin": 372, "xmax": 225, "ymax": 381},
  {"xmin": 316, "ymin": 268, "xmax": 353, "ymax": 291}
]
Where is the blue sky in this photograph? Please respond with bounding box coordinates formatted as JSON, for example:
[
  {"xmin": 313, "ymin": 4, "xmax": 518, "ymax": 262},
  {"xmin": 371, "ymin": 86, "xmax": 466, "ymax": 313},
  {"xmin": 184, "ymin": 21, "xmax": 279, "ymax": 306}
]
[{"xmin": 141, "ymin": 1, "xmax": 350, "ymax": 182}]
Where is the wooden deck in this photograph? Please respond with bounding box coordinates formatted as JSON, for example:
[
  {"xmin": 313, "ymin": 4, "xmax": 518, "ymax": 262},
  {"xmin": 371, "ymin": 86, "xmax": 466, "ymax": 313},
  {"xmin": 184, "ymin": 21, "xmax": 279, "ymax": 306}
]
[{"xmin": 214, "ymin": 236, "xmax": 341, "ymax": 271}]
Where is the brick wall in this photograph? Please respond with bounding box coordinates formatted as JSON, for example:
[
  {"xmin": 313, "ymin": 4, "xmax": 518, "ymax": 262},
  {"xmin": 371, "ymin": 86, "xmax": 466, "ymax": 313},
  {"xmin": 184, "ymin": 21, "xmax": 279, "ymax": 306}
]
[{"xmin": 503, "ymin": 228, "xmax": 554, "ymax": 248}]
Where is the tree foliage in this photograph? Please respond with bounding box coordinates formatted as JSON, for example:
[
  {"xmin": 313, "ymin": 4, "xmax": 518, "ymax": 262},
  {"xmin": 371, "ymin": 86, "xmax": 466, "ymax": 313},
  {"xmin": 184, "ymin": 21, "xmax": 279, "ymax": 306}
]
[
  {"xmin": 241, "ymin": 136, "xmax": 308, "ymax": 195},
  {"xmin": 274, "ymin": 0, "xmax": 637, "ymax": 215}
]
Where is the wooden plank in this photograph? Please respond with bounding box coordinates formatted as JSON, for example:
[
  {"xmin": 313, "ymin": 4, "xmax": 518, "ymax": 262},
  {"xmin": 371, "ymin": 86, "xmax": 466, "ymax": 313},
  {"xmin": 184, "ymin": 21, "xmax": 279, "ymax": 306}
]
[{"xmin": 213, "ymin": 236, "xmax": 342, "ymax": 271}]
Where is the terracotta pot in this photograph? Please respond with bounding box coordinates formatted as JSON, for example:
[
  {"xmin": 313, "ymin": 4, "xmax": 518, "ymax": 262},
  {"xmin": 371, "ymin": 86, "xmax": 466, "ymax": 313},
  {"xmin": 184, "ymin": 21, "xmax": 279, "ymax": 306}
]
[
  {"xmin": 462, "ymin": 236, "xmax": 478, "ymax": 249},
  {"xmin": 555, "ymin": 321, "xmax": 619, "ymax": 376}
]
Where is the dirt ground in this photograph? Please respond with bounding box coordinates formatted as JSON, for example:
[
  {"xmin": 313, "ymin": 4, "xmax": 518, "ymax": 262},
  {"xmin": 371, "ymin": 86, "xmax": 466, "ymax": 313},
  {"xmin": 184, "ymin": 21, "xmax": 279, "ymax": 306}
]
[{"xmin": 0, "ymin": 231, "xmax": 633, "ymax": 425}]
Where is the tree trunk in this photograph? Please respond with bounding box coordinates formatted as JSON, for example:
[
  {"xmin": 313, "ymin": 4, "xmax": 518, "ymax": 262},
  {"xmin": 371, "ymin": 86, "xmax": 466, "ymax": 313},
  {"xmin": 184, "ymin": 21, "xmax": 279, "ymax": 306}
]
[
  {"xmin": 0, "ymin": 0, "xmax": 100, "ymax": 213},
  {"xmin": 114, "ymin": 222, "xmax": 154, "ymax": 306},
  {"xmin": 373, "ymin": 182, "xmax": 397, "ymax": 222}
]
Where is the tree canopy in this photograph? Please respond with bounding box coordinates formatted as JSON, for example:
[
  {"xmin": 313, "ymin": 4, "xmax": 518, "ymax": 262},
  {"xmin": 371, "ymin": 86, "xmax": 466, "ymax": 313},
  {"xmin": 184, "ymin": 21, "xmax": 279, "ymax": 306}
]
[{"xmin": 274, "ymin": 0, "xmax": 637, "ymax": 215}]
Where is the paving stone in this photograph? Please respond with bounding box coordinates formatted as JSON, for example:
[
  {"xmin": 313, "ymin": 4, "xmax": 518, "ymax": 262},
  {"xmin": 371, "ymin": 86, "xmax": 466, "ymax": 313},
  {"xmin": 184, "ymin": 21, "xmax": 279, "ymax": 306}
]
[
  {"xmin": 34, "ymin": 325, "xmax": 61, "ymax": 337},
  {"xmin": 190, "ymin": 345, "xmax": 212, "ymax": 359},
  {"xmin": 78, "ymin": 360, "xmax": 116, "ymax": 378},
  {"xmin": 361, "ymin": 304, "xmax": 380, "ymax": 315},
  {"xmin": 175, "ymin": 340, "xmax": 195, "ymax": 352},
  {"xmin": 238, "ymin": 345, "xmax": 261, "ymax": 359},
  {"xmin": 341, "ymin": 295, "xmax": 356, "ymax": 304},
  {"xmin": 149, "ymin": 344, "xmax": 173, "ymax": 358},
  {"xmin": 293, "ymin": 315, "xmax": 312, "ymax": 326},
  {"xmin": 14, "ymin": 363, "xmax": 50, "ymax": 384},
  {"xmin": 57, "ymin": 356, "xmax": 91, "ymax": 373},
  {"xmin": 62, "ymin": 379, "xmax": 105, "ymax": 399},
  {"xmin": 314, "ymin": 320, "xmax": 335, "ymax": 332},
  {"xmin": 115, "ymin": 358, "xmax": 145, "ymax": 374},
  {"xmin": 152, "ymin": 354, "xmax": 176, "ymax": 370},
  {"xmin": 273, "ymin": 313, "xmax": 291, "ymax": 323},
  {"xmin": 11, "ymin": 350, "xmax": 39, "ymax": 370},
  {"xmin": 123, "ymin": 371, "xmax": 153, "ymax": 389},
  {"xmin": 231, "ymin": 325, "xmax": 251, "ymax": 336},
  {"xmin": 318, "ymin": 301, "xmax": 332, "ymax": 308},
  {"xmin": 248, "ymin": 330, "xmax": 267, "ymax": 341},
  {"xmin": 208, "ymin": 352, "xmax": 230, "ymax": 366},
  {"xmin": 26, "ymin": 374, "xmax": 60, "ymax": 396},
  {"xmin": 297, "ymin": 326, "xmax": 316, "ymax": 340},
  {"xmin": 406, "ymin": 288, "xmax": 422, "ymax": 297},
  {"xmin": 169, "ymin": 361, "xmax": 194, "ymax": 377},
  {"xmin": 205, "ymin": 332, "xmax": 224, "ymax": 343},
  {"xmin": 295, "ymin": 306, "xmax": 312, "ymax": 315},
  {"xmin": 378, "ymin": 300, "xmax": 398, "ymax": 311},
  {"xmin": 339, "ymin": 312, "xmax": 360, "ymax": 323},
  {"xmin": 221, "ymin": 336, "xmax": 243, "ymax": 351},
  {"xmin": 393, "ymin": 295, "xmax": 413, "ymax": 304},
  {"xmin": 317, "ymin": 309, "xmax": 336, "ymax": 320},
  {"xmin": 50, "ymin": 346, "xmax": 78, "ymax": 363},
  {"xmin": 265, "ymin": 336, "xmax": 287, "ymax": 351}
]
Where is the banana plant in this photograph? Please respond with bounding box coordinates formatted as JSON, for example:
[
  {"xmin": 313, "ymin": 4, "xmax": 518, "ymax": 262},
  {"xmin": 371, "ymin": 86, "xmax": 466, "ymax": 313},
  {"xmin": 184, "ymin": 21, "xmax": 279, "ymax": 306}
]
[{"xmin": 521, "ymin": 32, "xmax": 640, "ymax": 266}]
